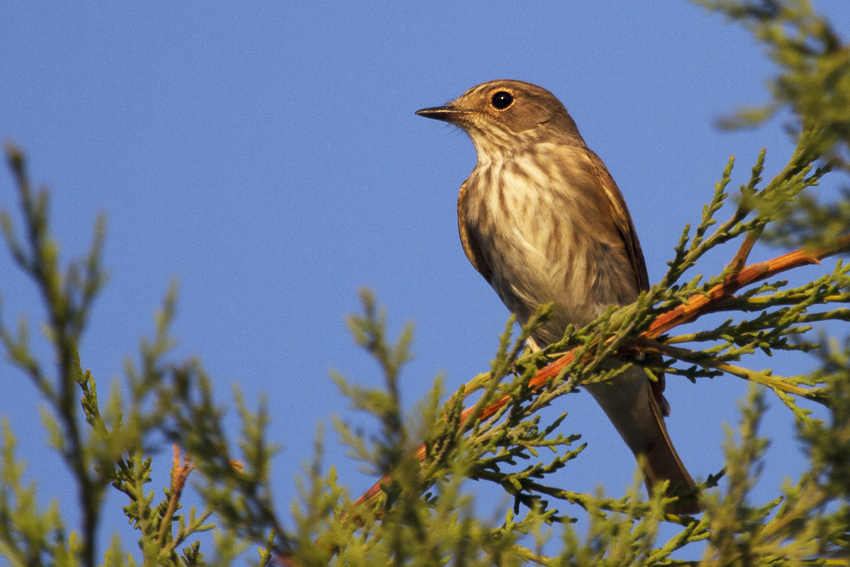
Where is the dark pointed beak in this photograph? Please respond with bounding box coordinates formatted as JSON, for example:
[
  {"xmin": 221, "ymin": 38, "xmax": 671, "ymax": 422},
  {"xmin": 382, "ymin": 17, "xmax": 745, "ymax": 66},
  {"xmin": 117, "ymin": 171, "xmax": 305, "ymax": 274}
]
[{"xmin": 415, "ymin": 105, "xmax": 469, "ymax": 123}]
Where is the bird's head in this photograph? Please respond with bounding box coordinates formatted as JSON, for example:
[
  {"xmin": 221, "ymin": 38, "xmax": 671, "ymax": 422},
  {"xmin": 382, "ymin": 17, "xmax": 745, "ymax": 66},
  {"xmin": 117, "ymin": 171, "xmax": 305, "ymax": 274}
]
[{"xmin": 416, "ymin": 79, "xmax": 585, "ymax": 160}]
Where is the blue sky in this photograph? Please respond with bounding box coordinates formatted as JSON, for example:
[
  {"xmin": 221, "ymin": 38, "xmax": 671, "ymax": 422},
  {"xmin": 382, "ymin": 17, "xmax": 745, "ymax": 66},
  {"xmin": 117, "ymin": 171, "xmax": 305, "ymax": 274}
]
[{"xmin": 2, "ymin": 1, "xmax": 847, "ymax": 558}]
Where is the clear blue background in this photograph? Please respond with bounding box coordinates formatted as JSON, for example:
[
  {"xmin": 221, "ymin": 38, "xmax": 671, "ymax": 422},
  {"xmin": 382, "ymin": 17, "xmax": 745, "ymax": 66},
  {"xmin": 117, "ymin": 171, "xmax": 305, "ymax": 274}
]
[{"xmin": 2, "ymin": 1, "xmax": 847, "ymax": 558}]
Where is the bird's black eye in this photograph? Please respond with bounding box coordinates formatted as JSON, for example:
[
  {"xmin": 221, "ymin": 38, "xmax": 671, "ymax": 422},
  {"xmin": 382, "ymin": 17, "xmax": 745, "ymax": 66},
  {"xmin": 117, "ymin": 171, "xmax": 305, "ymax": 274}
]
[{"xmin": 491, "ymin": 91, "xmax": 514, "ymax": 110}]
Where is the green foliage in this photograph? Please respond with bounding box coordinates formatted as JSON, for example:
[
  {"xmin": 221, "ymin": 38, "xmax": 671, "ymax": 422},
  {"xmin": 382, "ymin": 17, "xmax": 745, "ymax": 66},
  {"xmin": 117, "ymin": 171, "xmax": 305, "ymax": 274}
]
[{"xmin": 1, "ymin": 1, "xmax": 850, "ymax": 565}]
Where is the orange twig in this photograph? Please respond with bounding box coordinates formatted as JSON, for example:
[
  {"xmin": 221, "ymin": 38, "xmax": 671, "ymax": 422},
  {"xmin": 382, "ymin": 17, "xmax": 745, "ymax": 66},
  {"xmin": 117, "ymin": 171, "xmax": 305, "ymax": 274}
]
[
  {"xmin": 158, "ymin": 445, "xmax": 197, "ymax": 547},
  {"xmin": 647, "ymin": 235, "xmax": 850, "ymax": 338},
  {"xmin": 728, "ymin": 227, "xmax": 762, "ymax": 275}
]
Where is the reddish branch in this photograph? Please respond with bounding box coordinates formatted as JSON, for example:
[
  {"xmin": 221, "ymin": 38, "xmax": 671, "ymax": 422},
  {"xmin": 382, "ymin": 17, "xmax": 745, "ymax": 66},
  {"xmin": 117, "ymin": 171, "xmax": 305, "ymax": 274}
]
[{"xmin": 158, "ymin": 445, "xmax": 196, "ymax": 547}]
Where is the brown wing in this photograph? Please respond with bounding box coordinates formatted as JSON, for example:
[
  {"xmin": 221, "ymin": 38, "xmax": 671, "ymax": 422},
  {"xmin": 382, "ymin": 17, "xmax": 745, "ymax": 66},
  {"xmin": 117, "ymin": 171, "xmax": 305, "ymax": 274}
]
[
  {"xmin": 585, "ymin": 151, "xmax": 650, "ymax": 293},
  {"xmin": 457, "ymin": 179, "xmax": 494, "ymax": 284},
  {"xmin": 585, "ymin": 151, "xmax": 670, "ymax": 414}
]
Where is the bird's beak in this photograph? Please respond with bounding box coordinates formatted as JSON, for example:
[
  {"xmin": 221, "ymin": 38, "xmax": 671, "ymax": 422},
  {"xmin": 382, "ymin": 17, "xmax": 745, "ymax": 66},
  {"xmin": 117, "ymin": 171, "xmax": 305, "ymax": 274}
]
[{"xmin": 415, "ymin": 105, "xmax": 469, "ymax": 124}]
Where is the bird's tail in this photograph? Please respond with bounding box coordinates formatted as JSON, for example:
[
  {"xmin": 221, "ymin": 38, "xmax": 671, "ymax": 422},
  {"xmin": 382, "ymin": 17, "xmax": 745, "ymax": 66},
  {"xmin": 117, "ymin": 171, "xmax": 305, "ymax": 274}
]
[
  {"xmin": 640, "ymin": 388, "xmax": 700, "ymax": 515},
  {"xmin": 585, "ymin": 367, "xmax": 700, "ymax": 515}
]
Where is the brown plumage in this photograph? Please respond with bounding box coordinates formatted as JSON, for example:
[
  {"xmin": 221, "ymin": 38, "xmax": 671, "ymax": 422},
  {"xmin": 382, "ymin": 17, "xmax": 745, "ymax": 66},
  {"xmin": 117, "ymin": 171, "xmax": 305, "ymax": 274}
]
[{"xmin": 418, "ymin": 79, "xmax": 699, "ymax": 514}]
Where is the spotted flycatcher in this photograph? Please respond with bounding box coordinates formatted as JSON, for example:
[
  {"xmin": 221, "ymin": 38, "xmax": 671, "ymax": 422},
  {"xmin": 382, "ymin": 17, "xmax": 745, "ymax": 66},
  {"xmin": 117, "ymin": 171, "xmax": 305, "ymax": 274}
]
[{"xmin": 417, "ymin": 79, "xmax": 698, "ymax": 514}]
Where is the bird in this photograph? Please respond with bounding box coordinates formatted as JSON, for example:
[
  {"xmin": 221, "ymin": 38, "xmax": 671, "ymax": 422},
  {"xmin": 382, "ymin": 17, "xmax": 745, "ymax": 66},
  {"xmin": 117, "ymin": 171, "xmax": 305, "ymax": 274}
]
[{"xmin": 416, "ymin": 79, "xmax": 699, "ymax": 514}]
